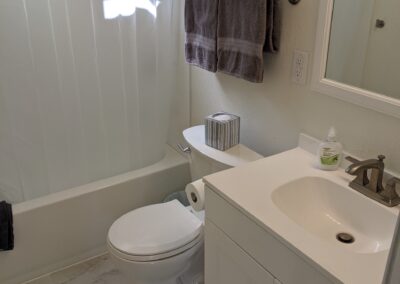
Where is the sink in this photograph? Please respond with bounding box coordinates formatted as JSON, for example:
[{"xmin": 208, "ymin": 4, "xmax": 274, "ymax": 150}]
[{"xmin": 271, "ymin": 177, "xmax": 397, "ymax": 254}]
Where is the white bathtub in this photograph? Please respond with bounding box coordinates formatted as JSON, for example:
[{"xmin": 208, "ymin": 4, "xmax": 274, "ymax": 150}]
[{"xmin": 0, "ymin": 146, "xmax": 190, "ymax": 284}]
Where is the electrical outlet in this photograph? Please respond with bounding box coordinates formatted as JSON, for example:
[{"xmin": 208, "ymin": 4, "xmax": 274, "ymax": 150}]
[{"xmin": 291, "ymin": 50, "xmax": 309, "ymax": 84}]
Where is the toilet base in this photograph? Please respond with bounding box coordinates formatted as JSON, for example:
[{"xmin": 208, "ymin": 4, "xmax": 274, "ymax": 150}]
[{"xmin": 109, "ymin": 241, "xmax": 204, "ymax": 284}]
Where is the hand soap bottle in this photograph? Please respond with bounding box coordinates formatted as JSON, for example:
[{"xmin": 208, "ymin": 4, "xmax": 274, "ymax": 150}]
[{"xmin": 317, "ymin": 127, "xmax": 343, "ymax": 171}]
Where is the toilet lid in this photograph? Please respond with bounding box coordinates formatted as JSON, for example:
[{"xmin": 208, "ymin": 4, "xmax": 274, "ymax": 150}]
[{"xmin": 108, "ymin": 200, "xmax": 203, "ymax": 256}]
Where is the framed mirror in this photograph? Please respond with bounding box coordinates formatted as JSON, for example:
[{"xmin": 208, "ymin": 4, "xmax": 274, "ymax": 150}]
[{"xmin": 312, "ymin": 0, "xmax": 400, "ymax": 119}]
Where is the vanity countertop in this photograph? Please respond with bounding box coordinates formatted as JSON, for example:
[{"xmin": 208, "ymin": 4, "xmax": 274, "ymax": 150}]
[{"xmin": 203, "ymin": 145, "xmax": 399, "ymax": 284}]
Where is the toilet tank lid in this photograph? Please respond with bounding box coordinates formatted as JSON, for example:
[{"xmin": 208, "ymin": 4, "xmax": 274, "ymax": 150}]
[{"xmin": 183, "ymin": 125, "xmax": 263, "ymax": 167}]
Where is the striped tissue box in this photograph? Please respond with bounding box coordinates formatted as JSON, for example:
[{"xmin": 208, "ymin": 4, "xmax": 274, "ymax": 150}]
[{"xmin": 205, "ymin": 112, "xmax": 240, "ymax": 151}]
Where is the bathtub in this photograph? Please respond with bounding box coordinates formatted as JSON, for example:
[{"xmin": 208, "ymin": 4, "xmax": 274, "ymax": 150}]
[{"xmin": 0, "ymin": 146, "xmax": 190, "ymax": 284}]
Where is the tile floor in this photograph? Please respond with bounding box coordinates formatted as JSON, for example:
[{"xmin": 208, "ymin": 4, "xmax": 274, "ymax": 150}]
[
  {"xmin": 23, "ymin": 252, "xmax": 204, "ymax": 284},
  {"xmin": 24, "ymin": 254, "xmax": 125, "ymax": 284}
]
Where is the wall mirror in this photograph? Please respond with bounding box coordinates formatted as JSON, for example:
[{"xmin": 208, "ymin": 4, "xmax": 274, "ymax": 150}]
[{"xmin": 312, "ymin": 0, "xmax": 400, "ymax": 118}]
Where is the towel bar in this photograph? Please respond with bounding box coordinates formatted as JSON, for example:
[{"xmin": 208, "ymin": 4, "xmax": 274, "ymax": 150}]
[{"xmin": 289, "ymin": 0, "xmax": 301, "ymax": 4}]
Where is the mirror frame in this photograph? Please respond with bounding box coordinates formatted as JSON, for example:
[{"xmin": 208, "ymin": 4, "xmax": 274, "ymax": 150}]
[{"xmin": 311, "ymin": 0, "xmax": 400, "ymax": 119}]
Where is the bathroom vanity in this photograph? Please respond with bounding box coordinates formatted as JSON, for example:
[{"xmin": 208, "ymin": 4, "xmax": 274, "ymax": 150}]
[{"xmin": 203, "ymin": 134, "xmax": 399, "ymax": 284}]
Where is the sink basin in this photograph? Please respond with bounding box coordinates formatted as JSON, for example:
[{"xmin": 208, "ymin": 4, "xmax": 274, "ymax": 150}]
[{"xmin": 271, "ymin": 177, "xmax": 397, "ymax": 254}]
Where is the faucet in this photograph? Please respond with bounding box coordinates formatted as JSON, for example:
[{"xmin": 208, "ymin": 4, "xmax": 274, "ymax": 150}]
[
  {"xmin": 346, "ymin": 155, "xmax": 385, "ymax": 193},
  {"xmin": 345, "ymin": 155, "xmax": 400, "ymax": 207}
]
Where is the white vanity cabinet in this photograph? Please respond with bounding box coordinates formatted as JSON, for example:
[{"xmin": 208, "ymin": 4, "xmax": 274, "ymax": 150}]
[
  {"xmin": 204, "ymin": 187, "xmax": 338, "ymax": 284},
  {"xmin": 205, "ymin": 221, "xmax": 275, "ymax": 284}
]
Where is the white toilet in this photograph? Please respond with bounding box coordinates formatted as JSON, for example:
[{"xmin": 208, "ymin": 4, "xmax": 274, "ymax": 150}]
[{"xmin": 107, "ymin": 125, "xmax": 262, "ymax": 284}]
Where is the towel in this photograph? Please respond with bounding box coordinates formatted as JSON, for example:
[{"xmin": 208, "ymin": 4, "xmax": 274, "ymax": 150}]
[
  {"xmin": 264, "ymin": 0, "xmax": 282, "ymax": 53},
  {"xmin": 264, "ymin": 0, "xmax": 281, "ymax": 53},
  {"xmin": 217, "ymin": 0, "xmax": 280, "ymax": 82},
  {"xmin": 0, "ymin": 201, "xmax": 14, "ymax": 251},
  {"xmin": 185, "ymin": 0, "xmax": 281, "ymax": 83},
  {"xmin": 185, "ymin": 0, "xmax": 218, "ymax": 72}
]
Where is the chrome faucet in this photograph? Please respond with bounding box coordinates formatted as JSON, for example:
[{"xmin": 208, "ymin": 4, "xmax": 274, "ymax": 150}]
[{"xmin": 346, "ymin": 155, "xmax": 400, "ymax": 207}]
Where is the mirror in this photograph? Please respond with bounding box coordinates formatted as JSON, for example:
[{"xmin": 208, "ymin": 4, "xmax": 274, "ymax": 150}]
[
  {"xmin": 326, "ymin": 0, "xmax": 400, "ymax": 99},
  {"xmin": 312, "ymin": 0, "xmax": 400, "ymax": 118}
]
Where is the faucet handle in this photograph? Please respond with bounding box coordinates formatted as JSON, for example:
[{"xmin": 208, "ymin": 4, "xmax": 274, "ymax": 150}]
[
  {"xmin": 177, "ymin": 143, "xmax": 191, "ymax": 154},
  {"xmin": 386, "ymin": 177, "xmax": 400, "ymax": 191},
  {"xmin": 381, "ymin": 177, "xmax": 400, "ymax": 205}
]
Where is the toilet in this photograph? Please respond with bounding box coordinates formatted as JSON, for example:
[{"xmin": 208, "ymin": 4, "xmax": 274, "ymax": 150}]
[{"xmin": 107, "ymin": 125, "xmax": 262, "ymax": 284}]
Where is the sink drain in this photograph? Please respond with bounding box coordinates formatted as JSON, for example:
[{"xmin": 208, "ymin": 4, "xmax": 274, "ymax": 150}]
[{"xmin": 336, "ymin": 233, "xmax": 355, "ymax": 244}]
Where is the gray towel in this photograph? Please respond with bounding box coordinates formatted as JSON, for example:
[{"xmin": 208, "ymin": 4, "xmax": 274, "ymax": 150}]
[
  {"xmin": 185, "ymin": 0, "xmax": 281, "ymax": 83},
  {"xmin": 185, "ymin": 0, "xmax": 218, "ymax": 72},
  {"xmin": 217, "ymin": 0, "xmax": 280, "ymax": 83},
  {"xmin": 264, "ymin": 0, "xmax": 281, "ymax": 53}
]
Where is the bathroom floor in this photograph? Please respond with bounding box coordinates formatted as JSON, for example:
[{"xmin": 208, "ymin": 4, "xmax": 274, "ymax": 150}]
[{"xmin": 24, "ymin": 254, "xmax": 125, "ymax": 284}]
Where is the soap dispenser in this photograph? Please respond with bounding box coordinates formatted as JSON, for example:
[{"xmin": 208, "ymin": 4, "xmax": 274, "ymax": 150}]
[{"xmin": 317, "ymin": 127, "xmax": 343, "ymax": 171}]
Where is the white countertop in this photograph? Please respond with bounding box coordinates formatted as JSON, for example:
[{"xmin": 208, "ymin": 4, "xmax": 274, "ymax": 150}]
[{"xmin": 203, "ymin": 145, "xmax": 399, "ymax": 284}]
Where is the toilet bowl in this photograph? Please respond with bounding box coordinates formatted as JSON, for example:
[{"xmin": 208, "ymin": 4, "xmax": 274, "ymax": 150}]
[
  {"xmin": 107, "ymin": 200, "xmax": 204, "ymax": 284},
  {"xmin": 108, "ymin": 238, "xmax": 203, "ymax": 284},
  {"xmin": 107, "ymin": 125, "xmax": 263, "ymax": 283}
]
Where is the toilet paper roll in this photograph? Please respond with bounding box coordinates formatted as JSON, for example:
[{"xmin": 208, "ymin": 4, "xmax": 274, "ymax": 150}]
[{"xmin": 185, "ymin": 179, "xmax": 205, "ymax": 212}]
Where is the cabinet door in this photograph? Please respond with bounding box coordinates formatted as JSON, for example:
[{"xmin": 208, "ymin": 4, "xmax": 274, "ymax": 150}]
[{"xmin": 205, "ymin": 220, "xmax": 275, "ymax": 284}]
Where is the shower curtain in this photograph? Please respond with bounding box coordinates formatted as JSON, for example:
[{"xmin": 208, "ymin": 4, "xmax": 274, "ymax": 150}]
[{"xmin": 0, "ymin": 0, "xmax": 180, "ymax": 202}]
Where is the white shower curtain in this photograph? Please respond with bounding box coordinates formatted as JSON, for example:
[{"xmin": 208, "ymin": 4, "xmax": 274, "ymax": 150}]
[{"xmin": 0, "ymin": 0, "xmax": 181, "ymax": 202}]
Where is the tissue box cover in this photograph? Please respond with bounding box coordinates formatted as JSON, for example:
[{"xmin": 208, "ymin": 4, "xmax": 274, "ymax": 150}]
[{"xmin": 205, "ymin": 112, "xmax": 240, "ymax": 151}]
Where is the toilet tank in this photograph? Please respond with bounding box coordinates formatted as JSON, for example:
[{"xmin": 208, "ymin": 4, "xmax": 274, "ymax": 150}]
[{"xmin": 182, "ymin": 125, "xmax": 263, "ymax": 181}]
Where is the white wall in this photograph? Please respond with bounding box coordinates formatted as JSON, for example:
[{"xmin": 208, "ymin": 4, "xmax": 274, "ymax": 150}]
[{"xmin": 190, "ymin": 0, "xmax": 400, "ymax": 174}]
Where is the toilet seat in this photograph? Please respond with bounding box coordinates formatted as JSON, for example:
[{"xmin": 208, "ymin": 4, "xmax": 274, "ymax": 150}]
[
  {"xmin": 107, "ymin": 200, "xmax": 203, "ymax": 262},
  {"xmin": 108, "ymin": 232, "xmax": 203, "ymax": 262}
]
